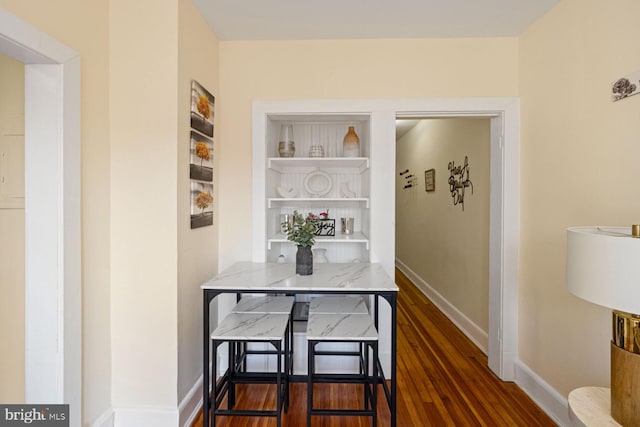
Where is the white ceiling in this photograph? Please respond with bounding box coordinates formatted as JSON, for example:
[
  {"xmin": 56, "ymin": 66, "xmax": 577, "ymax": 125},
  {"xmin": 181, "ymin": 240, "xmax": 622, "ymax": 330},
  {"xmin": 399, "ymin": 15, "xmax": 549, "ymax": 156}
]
[{"xmin": 192, "ymin": 0, "xmax": 560, "ymax": 41}]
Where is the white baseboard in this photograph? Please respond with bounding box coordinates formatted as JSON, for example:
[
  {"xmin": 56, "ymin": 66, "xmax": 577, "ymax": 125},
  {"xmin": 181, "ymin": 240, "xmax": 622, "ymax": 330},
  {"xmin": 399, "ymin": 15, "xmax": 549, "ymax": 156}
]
[
  {"xmin": 515, "ymin": 359, "xmax": 569, "ymax": 427},
  {"xmin": 112, "ymin": 406, "xmax": 179, "ymax": 427},
  {"xmin": 179, "ymin": 375, "xmax": 204, "ymax": 427},
  {"xmin": 89, "ymin": 408, "xmax": 114, "ymax": 427},
  {"xmin": 395, "ymin": 258, "xmax": 488, "ymax": 354}
]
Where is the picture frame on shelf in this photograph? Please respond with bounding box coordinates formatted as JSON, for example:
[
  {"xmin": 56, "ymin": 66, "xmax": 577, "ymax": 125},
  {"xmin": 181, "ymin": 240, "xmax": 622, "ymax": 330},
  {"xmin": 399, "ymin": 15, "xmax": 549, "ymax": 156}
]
[
  {"xmin": 315, "ymin": 219, "xmax": 336, "ymax": 236},
  {"xmin": 425, "ymin": 168, "xmax": 435, "ymax": 192}
]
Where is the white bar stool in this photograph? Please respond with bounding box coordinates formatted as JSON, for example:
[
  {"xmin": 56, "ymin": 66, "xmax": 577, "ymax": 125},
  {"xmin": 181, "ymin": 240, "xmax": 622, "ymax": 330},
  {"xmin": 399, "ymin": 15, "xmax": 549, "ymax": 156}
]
[
  {"xmin": 231, "ymin": 295, "xmax": 294, "ymax": 375},
  {"xmin": 210, "ymin": 312, "xmax": 290, "ymax": 427},
  {"xmin": 308, "ymin": 295, "xmax": 370, "ymax": 379},
  {"xmin": 306, "ymin": 312, "xmax": 378, "ymax": 427}
]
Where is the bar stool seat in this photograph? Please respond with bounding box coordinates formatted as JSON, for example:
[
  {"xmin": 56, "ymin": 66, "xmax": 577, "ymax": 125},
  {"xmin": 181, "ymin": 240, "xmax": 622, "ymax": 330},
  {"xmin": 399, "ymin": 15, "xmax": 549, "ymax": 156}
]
[
  {"xmin": 309, "ymin": 295, "xmax": 368, "ymax": 314},
  {"xmin": 211, "ymin": 312, "xmax": 290, "ymax": 427},
  {"xmin": 232, "ymin": 295, "xmax": 295, "ymax": 314},
  {"xmin": 306, "ymin": 313, "xmax": 378, "ymax": 427},
  {"xmin": 231, "ymin": 295, "xmax": 294, "ymax": 375}
]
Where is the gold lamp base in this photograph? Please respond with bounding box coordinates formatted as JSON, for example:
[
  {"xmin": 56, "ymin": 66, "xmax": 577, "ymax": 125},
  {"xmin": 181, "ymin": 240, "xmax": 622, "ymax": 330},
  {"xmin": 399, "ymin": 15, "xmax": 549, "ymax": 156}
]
[{"xmin": 611, "ymin": 310, "xmax": 640, "ymax": 426}]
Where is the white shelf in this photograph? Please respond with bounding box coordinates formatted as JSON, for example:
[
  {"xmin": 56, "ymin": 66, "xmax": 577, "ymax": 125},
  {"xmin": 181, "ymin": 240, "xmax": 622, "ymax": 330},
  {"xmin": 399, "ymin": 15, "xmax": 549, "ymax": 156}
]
[
  {"xmin": 268, "ymin": 197, "xmax": 369, "ymax": 208},
  {"xmin": 268, "ymin": 157, "xmax": 369, "ymax": 173},
  {"xmin": 257, "ymin": 112, "xmax": 373, "ymax": 264},
  {"xmin": 268, "ymin": 232, "xmax": 369, "ymax": 249}
]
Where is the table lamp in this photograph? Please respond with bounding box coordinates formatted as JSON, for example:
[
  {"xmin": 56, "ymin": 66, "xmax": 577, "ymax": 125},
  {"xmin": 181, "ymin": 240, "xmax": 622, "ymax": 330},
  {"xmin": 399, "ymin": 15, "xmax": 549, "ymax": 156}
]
[{"xmin": 566, "ymin": 225, "xmax": 640, "ymax": 426}]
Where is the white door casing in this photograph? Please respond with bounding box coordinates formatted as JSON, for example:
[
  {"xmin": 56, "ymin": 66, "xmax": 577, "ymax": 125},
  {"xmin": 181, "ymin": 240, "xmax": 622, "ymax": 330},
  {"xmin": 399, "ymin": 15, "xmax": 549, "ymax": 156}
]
[
  {"xmin": 0, "ymin": 7, "xmax": 81, "ymax": 425},
  {"xmin": 395, "ymin": 99, "xmax": 520, "ymax": 380}
]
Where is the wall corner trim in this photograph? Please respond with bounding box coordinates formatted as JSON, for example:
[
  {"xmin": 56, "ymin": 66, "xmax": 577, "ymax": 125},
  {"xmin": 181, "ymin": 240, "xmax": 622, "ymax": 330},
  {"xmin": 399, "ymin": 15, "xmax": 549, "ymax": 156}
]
[
  {"xmin": 514, "ymin": 359, "xmax": 571, "ymax": 427},
  {"xmin": 179, "ymin": 375, "xmax": 204, "ymax": 427},
  {"xmin": 112, "ymin": 406, "xmax": 179, "ymax": 427}
]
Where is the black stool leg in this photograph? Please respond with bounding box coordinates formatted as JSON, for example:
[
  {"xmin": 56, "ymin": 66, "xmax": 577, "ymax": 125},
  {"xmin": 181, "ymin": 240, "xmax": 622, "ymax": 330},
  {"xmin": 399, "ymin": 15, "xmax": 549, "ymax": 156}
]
[
  {"xmin": 363, "ymin": 342, "xmax": 369, "ymax": 410},
  {"xmin": 371, "ymin": 341, "xmax": 378, "ymax": 427},
  {"xmin": 307, "ymin": 340, "xmax": 315, "ymax": 427},
  {"xmin": 274, "ymin": 339, "xmax": 282, "ymax": 427},
  {"xmin": 211, "ymin": 339, "xmax": 219, "ymax": 427},
  {"xmin": 284, "ymin": 323, "xmax": 290, "ymax": 412},
  {"xmin": 228, "ymin": 341, "xmax": 236, "ymax": 409}
]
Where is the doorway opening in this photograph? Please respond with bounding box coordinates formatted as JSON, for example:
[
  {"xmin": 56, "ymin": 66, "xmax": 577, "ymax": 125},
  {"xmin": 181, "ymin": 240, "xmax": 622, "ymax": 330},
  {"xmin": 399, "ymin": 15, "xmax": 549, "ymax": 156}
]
[
  {"xmin": 394, "ymin": 105, "xmax": 519, "ymax": 381},
  {"xmin": 395, "ymin": 116, "xmax": 491, "ymax": 350},
  {"xmin": 0, "ymin": 7, "xmax": 81, "ymax": 421}
]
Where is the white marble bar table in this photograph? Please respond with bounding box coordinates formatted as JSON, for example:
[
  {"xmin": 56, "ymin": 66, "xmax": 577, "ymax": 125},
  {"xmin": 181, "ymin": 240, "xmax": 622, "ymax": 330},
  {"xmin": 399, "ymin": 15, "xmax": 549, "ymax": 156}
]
[{"xmin": 201, "ymin": 262, "xmax": 399, "ymax": 427}]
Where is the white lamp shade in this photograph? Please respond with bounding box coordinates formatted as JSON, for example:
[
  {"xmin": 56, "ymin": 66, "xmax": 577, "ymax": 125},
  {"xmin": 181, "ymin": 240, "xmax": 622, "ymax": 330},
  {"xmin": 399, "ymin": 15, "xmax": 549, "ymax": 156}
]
[{"xmin": 567, "ymin": 226, "xmax": 640, "ymax": 314}]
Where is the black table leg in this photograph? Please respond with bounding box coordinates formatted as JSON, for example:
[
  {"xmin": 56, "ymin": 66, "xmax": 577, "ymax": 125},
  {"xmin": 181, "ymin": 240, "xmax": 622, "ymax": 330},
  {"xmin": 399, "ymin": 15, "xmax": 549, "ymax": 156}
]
[
  {"xmin": 389, "ymin": 292, "xmax": 397, "ymax": 427},
  {"xmin": 203, "ymin": 290, "xmax": 210, "ymax": 427},
  {"xmin": 203, "ymin": 290, "xmax": 219, "ymax": 427},
  {"xmin": 379, "ymin": 292, "xmax": 397, "ymax": 427}
]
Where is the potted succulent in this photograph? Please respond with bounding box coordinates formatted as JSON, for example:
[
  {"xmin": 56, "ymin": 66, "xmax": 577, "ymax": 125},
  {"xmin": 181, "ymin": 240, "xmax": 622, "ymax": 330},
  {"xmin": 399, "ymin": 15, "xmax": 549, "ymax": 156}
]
[{"xmin": 282, "ymin": 210, "xmax": 320, "ymax": 275}]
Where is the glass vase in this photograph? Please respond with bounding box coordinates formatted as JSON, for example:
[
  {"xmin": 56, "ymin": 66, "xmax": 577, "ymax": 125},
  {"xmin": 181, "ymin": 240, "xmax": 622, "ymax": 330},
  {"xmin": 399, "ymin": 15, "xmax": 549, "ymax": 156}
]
[
  {"xmin": 278, "ymin": 124, "xmax": 295, "ymax": 157},
  {"xmin": 342, "ymin": 126, "xmax": 360, "ymax": 157},
  {"xmin": 296, "ymin": 245, "xmax": 313, "ymax": 275},
  {"xmin": 313, "ymin": 248, "xmax": 329, "ymax": 263}
]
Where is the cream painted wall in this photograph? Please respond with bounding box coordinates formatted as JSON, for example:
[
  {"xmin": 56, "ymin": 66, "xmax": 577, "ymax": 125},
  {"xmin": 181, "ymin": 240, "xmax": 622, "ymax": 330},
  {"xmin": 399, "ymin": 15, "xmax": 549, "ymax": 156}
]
[
  {"xmin": 0, "ymin": 53, "xmax": 24, "ymax": 403},
  {"xmin": 0, "ymin": 1, "xmax": 111, "ymax": 423},
  {"xmin": 109, "ymin": 0, "xmax": 178, "ymax": 417},
  {"xmin": 177, "ymin": 0, "xmax": 219, "ymax": 405},
  {"xmin": 218, "ymin": 38, "xmax": 518, "ymax": 267},
  {"xmin": 396, "ymin": 118, "xmax": 490, "ymax": 331},
  {"xmin": 519, "ymin": 0, "xmax": 640, "ymax": 396},
  {"xmin": 1, "ymin": 1, "xmax": 221, "ymax": 422}
]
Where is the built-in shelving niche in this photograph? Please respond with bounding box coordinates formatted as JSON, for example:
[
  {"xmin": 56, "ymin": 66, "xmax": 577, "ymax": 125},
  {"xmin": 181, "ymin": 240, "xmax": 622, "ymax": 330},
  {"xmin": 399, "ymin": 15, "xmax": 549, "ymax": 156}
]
[{"xmin": 264, "ymin": 114, "xmax": 371, "ymax": 264}]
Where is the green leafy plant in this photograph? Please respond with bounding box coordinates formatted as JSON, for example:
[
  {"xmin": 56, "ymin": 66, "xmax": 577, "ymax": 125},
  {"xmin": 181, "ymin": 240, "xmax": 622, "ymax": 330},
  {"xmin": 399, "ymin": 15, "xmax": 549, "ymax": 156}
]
[{"xmin": 283, "ymin": 210, "xmax": 320, "ymax": 247}]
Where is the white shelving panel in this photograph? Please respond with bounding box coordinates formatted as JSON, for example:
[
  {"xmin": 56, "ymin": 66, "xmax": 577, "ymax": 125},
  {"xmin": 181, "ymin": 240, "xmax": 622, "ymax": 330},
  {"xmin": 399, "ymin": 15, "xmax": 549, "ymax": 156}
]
[
  {"xmin": 267, "ymin": 197, "xmax": 369, "ymax": 209},
  {"xmin": 268, "ymin": 157, "xmax": 369, "ymax": 173},
  {"xmin": 259, "ymin": 114, "xmax": 372, "ymax": 264},
  {"xmin": 267, "ymin": 232, "xmax": 370, "ymax": 249}
]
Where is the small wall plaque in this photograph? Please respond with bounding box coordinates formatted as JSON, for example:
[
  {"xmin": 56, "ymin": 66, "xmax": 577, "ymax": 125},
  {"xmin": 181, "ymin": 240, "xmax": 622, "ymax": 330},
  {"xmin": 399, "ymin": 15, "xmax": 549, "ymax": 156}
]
[{"xmin": 425, "ymin": 169, "xmax": 435, "ymax": 192}]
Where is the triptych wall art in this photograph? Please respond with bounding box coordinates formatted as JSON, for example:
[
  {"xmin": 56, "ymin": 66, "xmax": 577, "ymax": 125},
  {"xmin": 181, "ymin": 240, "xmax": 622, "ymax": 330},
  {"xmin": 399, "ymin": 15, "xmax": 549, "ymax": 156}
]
[{"xmin": 189, "ymin": 80, "xmax": 215, "ymax": 229}]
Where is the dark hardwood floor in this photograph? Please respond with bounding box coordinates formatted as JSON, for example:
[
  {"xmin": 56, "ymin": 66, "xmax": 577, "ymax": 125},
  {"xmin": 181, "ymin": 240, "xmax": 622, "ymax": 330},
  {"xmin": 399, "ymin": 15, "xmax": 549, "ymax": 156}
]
[{"xmin": 193, "ymin": 269, "xmax": 557, "ymax": 426}]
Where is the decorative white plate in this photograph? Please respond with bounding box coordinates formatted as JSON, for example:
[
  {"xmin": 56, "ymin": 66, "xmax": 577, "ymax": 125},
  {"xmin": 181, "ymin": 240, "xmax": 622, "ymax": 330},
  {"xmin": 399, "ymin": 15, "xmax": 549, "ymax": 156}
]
[{"xmin": 304, "ymin": 169, "xmax": 333, "ymax": 197}]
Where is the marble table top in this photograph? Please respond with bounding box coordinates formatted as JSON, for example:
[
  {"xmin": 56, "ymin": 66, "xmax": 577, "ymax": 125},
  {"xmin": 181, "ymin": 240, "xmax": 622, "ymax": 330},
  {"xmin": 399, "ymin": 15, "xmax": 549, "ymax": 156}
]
[{"xmin": 202, "ymin": 262, "xmax": 398, "ymax": 293}]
